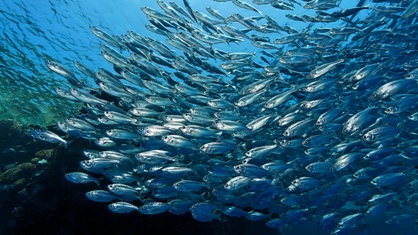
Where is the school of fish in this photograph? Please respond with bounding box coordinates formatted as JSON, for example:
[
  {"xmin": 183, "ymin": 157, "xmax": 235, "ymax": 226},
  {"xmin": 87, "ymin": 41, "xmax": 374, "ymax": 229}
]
[{"xmin": 38, "ymin": 0, "xmax": 418, "ymax": 233}]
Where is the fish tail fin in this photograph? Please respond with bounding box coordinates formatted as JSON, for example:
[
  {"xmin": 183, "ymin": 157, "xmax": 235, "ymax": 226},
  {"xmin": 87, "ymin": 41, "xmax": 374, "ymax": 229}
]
[{"xmin": 62, "ymin": 140, "xmax": 72, "ymax": 149}]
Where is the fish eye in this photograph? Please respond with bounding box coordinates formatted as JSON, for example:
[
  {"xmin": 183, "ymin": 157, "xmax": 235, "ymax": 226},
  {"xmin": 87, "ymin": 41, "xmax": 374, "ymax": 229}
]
[
  {"xmin": 284, "ymin": 131, "xmax": 289, "ymax": 136},
  {"xmin": 385, "ymin": 108, "xmax": 392, "ymax": 113},
  {"xmin": 213, "ymin": 209, "xmax": 222, "ymax": 215},
  {"xmin": 82, "ymin": 160, "xmax": 92, "ymax": 167},
  {"xmin": 203, "ymin": 175, "xmax": 210, "ymax": 182}
]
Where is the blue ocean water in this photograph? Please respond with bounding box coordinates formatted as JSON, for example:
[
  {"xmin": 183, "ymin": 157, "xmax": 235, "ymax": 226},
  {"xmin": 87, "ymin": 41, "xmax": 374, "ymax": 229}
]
[
  {"xmin": 0, "ymin": 0, "xmax": 149, "ymax": 126},
  {"xmin": 0, "ymin": 0, "xmax": 358, "ymax": 126},
  {"xmin": 0, "ymin": 0, "xmax": 418, "ymax": 235}
]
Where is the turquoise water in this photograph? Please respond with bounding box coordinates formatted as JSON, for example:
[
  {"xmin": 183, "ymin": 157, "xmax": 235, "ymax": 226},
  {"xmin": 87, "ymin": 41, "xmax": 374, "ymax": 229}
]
[{"xmin": 0, "ymin": 1, "xmax": 148, "ymax": 126}]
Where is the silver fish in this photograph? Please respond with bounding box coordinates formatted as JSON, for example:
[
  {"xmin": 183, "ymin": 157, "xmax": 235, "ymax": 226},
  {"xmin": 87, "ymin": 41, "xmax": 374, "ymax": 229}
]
[
  {"xmin": 29, "ymin": 129, "xmax": 67, "ymax": 145},
  {"xmin": 162, "ymin": 135, "xmax": 194, "ymax": 148},
  {"xmin": 235, "ymin": 89, "xmax": 267, "ymax": 107},
  {"xmin": 233, "ymin": 164, "xmax": 272, "ymax": 178},
  {"xmin": 139, "ymin": 202, "xmax": 170, "ymax": 215},
  {"xmin": 308, "ymin": 59, "xmax": 344, "ymax": 79},
  {"xmin": 232, "ymin": 0, "xmax": 262, "ymax": 14},
  {"xmin": 342, "ymin": 107, "xmax": 377, "ymax": 135},
  {"xmin": 173, "ymin": 180, "xmax": 207, "ymax": 192},
  {"xmin": 264, "ymin": 88, "xmax": 296, "ymax": 109},
  {"xmin": 190, "ymin": 202, "xmax": 222, "ymax": 222},
  {"xmin": 107, "ymin": 183, "xmax": 141, "ymax": 201},
  {"xmin": 46, "ymin": 59, "xmax": 84, "ymax": 88},
  {"xmin": 362, "ymin": 126, "xmax": 400, "ymax": 143},
  {"xmin": 283, "ymin": 118, "xmax": 314, "ymax": 137},
  {"xmin": 200, "ymin": 142, "xmax": 235, "ymax": 155},
  {"xmin": 108, "ymin": 202, "xmax": 138, "ymax": 214},
  {"xmin": 245, "ymin": 144, "xmax": 277, "ymax": 158},
  {"xmin": 224, "ymin": 176, "xmax": 252, "ymax": 191},
  {"xmin": 85, "ymin": 190, "xmax": 117, "ymax": 202},
  {"xmin": 402, "ymin": 0, "xmax": 418, "ymax": 18},
  {"xmin": 288, "ymin": 176, "xmax": 321, "ymax": 192},
  {"xmin": 106, "ymin": 129, "xmax": 141, "ymax": 140},
  {"xmin": 305, "ymin": 161, "xmax": 332, "ymax": 174},
  {"xmin": 181, "ymin": 125, "xmax": 219, "ymax": 139},
  {"xmin": 371, "ymin": 172, "xmax": 408, "ymax": 188},
  {"xmin": 65, "ymin": 172, "xmax": 99, "ymax": 185},
  {"xmin": 141, "ymin": 125, "xmax": 173, "ymax": 137},
  {"xmin": 371, "ymin": 79, "xmax": 417, "ymax": 100}
]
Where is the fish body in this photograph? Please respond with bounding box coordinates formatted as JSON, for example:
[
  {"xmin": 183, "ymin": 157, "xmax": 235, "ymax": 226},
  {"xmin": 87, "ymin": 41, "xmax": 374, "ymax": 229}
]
[
  {"xmin": 162, "ymin": 135, "xmax": 194, "ymax": 148},
  {"xmin": 190, "ymin": 202, "xmax": 222, "ymax": 222},
  {"xmin": 371, "ymin": 79, "xmax": 417, "ymax": 100},
  {"xmin": 85, "ymin": 190, "xmax": 117, "ymax": 202},
  {"xmin": 371, "ymin": 173, "xmax": 408, "ymax": 188},
  {"xmin": 65, "ymin": 172, "xmax": 99, "ymax": 185},
  {"xmin": 224, "ymin": 176, "xmax": 252, "ymax": 190},
  {"xmin": 200, "ymin": 142, "xmax": 235, "ymax": 155},
  {"xmin": 173, "ymin": 180, "xmax": 207, "ymax": 192},
  {"xmin": 108, "ymin": 202, "xmax": 139, "ymax": 213},
  {"xmin": 139, "ymin": 202, "xmax": 170, "ymax": 215},
  {"xmin": 308, "ymin": 59, "xmax": 344, "ymax": 79},
  {"xmin": 46, "ymin": 59, "xmax": 84, "ymax": 88},
  {"xmin": 30, "ymin": 129, "xmax": 67, "ymax": 145}
]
